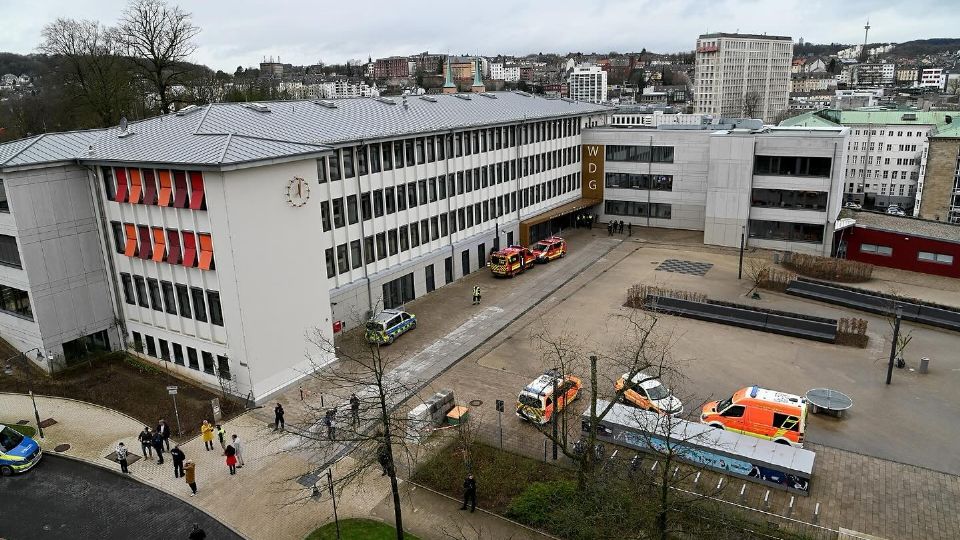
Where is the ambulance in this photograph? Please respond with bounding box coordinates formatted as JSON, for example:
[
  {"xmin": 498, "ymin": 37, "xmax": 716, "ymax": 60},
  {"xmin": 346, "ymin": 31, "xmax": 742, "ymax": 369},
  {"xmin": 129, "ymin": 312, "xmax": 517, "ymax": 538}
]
[
  {"xmin": 700, "ymin": 386, "xmax": 808, "ymax": 447},
  {"xmin": 489, "ymin": 246, "xmax": 537, "ymax": 278},
  {"xmin": 529, "ymin": 236, "xmax": 567, "ymax": 263},
  {"xmin": 516, "ymin": 370, "xmax": 582, "ymax": 424}
]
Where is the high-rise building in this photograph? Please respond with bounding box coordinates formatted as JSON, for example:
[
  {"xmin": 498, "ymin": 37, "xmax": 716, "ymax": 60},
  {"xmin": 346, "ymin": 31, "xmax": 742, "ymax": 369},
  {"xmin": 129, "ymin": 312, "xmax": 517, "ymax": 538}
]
[
  {"xmin": 694, "ymin": 33, "xmax": 793, "ymax": 123},
  {"xmin": 567, "ymin": 65, "xmax": 608, "ymax": 104}
]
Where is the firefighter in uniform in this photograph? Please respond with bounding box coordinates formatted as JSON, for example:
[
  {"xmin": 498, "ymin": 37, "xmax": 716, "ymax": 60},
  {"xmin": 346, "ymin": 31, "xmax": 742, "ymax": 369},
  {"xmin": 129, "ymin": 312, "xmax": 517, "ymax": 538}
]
[{"xmin": 472, "ymin": 286, "xmax": 481, "ymax": 305}]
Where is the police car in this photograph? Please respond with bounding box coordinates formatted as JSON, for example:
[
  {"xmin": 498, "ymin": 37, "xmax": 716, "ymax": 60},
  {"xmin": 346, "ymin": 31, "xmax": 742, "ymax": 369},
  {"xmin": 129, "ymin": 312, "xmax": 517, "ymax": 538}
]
[
  {"xmin": 0, "ymin": 424, "xmax": 42, "ymax": 475},
  {"xmin": 365, "ymin": 309, "xmax": 417, "ymax": 345}
]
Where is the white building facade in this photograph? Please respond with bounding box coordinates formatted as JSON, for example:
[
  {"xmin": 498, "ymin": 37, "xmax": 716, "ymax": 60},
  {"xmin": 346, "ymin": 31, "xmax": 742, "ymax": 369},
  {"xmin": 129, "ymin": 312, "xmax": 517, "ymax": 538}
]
[
  {"xmin": 919, "ymin": 68, "xmax": 946, "ymax": 89},
  {"xmin": 0, "ymin": 93, "xmax": 608, "ymax": 402},
  {"xmin": 694, "ymin": 33, "xmax": 793, "ymax": 123},
  {"xmin": 568, "ymin": 65, "xmax": 608, "ymax": 104}
]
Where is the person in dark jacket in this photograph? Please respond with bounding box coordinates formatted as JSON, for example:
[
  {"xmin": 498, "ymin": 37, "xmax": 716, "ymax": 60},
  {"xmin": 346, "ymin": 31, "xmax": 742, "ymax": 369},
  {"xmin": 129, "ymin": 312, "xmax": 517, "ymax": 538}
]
[
  {"xmin": 188, "ymin": 524, "xmax": 206, "ymax": 540},
  {"xmin": 115, "ymin": 442, "xmax": 130, "ymax": 474},
  {"xmin": 138, "ymin": 427, "xmax": 153, "ymax": 459},
  {"xmin": 460, "ymin": 474, "xmax": 477, "ymax": 512},
  {"xmin": 377, "ymin": 443, "xmax": 391, "ymax": 476},
  {"xmin": 152, "ymin": 430, "xmax": 165, "ymax": 464},
  {"xmin": 349, "ymin": 394, "xmax": 360, "ymax": 427},
  {"xmin": 170, "ymin": 445, "xmax": 186, "ymax": 478},
  {"xmin": 156, "ymin": 419, "xmax": 171, "ymax": 451},
  {"xmin": 274, "ymin": 403, "xmax": 285, "ymax": 431}
]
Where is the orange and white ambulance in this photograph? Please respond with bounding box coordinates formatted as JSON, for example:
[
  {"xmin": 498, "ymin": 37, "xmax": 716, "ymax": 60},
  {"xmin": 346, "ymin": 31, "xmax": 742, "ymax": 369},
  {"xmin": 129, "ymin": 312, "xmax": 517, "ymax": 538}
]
[
  {"xmin": 489, "ymin": 246, "xmax": 537, "ymax": 278},
  {"xmin": 516, "ymin": 370, "xmax": 582, "ymax": 425},
  {"xmin": 700, "ymin": 386, "xmax": 808, "ymax": 447},
  {"xmin": 529, "ymin": 236, "xmax": 567, "ymax": 263}
]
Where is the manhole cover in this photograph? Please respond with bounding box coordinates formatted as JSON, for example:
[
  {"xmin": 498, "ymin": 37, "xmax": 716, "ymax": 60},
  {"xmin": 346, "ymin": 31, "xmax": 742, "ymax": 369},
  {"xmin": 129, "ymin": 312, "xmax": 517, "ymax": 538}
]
[
  {"xmin": 38, "ymin": 418, "xmax": 58, "ymax": 428},
  {"xmin": 54, "ymin": 444, "xmax": 70, "ymax": 452},
  {"xmin": 469, "ymin": 400, "xmax": 483, "ymax": 407}
]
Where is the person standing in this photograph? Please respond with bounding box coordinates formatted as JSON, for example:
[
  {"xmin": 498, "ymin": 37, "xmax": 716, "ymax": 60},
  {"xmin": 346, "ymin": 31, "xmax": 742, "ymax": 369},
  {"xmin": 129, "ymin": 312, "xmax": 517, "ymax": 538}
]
[
  {"xmin": 628, "ymin": 222, "xmax": 632, "ymax": 237},
  {"xmin": 189, "ymin": 524, "xmax": 207, "ymax": 540},
  {"xmin": 231, "ymin": 434, "xmax": 244, "ymax": 467},
  {"xmin": 184, "ymin": 460, "xmax": 197, "ymax": 496},
  {"xmin": 152, "ymin": 430, "xmax": 165, "ymax": 465},
  {"xmin": 115, "ymin": 442, "xmax": 130, "ymax": 474},
  {"xmin": 607, "ymin": 222, "xmax": 613, "ymax": 236},
  {"xmin": 200, "ymin": 420, "xmax": 214, "ymax": 451},
  {"xmin": 156, "ymin": 419, "xmax": 171, "ymax": 451},
  {"xmin": 138, "ymin": 427, "xmax": 153, "ymax": 459},
  {"xmin": 460, "ymin": 474, "xmax": 477, "ymax": 512},
  {"xmin": 170, "ymin": 445, "xmax": 186, "ymax": 478},
  {"xmin": 349, "ymin": 394, "xmax": 360, "ymax": 428},
  {"xmin": 224, "ymin": 443, "xmax": 237, "ymax": 475},
  {"xmin": 472, "ymin": 285, "xmax": 481, "ymax": 305},
  {"xmin": 618, "ymin": 220, "xmax": 624, "ymax": 234},
  {"xmin": 274, "ymin": 403, "xmax": 285, "ymax": 431},
  {"xmin": 215, "ymin": 424, "xmax": 226, "ymax": 450},
  {"xmin": 377, "ymin": 443, "xmax": 391, "ymax": 476}
]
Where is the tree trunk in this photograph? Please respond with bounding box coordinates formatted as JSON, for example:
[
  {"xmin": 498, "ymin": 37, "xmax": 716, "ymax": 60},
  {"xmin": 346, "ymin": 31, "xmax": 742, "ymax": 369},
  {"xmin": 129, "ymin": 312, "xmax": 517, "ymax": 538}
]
[{"xmin": 376, "ymin": 360, "xmax": 404, "ymax": 539}]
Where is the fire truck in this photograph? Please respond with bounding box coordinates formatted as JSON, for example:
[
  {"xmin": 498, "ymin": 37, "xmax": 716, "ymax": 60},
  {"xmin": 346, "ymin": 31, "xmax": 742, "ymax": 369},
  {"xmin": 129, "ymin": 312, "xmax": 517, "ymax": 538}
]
[
  {"xmin": 529, "ymin": 236, "xmax": 567, "ymax": 262},
  {"xmin": 489, "ymin": 246, "xmax": 536, "ymax": 278}
]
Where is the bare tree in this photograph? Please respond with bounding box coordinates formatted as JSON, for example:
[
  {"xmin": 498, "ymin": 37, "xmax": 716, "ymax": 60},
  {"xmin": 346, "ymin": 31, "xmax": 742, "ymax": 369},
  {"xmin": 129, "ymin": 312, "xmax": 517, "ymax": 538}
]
[
  {"xmin": 742, "ymin": 91, "xmax": 762, "ymax": 119},
  {"xmin": 772, "ymin": 109, "xmax": 798, "ymax": 125},
  {"xmin": 118, "ymin": 0, "xmax": 200, "ymax": 114},
  {"xmin": 39, "ymin": 18, "xmax": 135, "ymax": 125}
]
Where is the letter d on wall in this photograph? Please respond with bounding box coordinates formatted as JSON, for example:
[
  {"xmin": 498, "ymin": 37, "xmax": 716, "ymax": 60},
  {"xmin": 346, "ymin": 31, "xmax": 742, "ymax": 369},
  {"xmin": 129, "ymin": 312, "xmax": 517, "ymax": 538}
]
[{"xmin": 581, "ymin": 144, "xmax": 605, "ymax": 201}]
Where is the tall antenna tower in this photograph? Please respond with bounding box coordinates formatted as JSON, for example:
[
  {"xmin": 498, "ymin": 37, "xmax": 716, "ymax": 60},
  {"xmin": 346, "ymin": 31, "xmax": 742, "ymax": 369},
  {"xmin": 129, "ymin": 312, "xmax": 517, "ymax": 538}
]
[{"xmin": 860, "ymin": 20, "xmax": 871, "ymax": 61}]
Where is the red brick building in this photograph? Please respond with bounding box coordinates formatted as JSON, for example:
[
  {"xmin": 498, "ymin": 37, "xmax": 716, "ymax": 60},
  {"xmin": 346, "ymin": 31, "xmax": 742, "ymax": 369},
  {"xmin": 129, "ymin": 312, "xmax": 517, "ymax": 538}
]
[{"xmin": 374, "ymin": 56, "xmax": 410, "ymax": 79}]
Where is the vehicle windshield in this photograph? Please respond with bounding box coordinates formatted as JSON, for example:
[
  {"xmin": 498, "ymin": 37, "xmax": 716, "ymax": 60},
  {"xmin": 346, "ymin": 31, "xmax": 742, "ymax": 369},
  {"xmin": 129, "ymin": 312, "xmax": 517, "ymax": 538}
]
[
  {"xmin": 715, "ymin": 395, "xmax": 734, "ymax": 412},
  {"xmin": 491, "ymin": 256, "xmax": 506, "ymax": 265},
  {"xmin": 532, "ymin": 242, "xmax": 549, "ymax": 252},
  {"xmin": 518, "ymin": 394, "xmax": 542, "ymax": 408},
  {"xmin": 0, "ymin": 426, "xmax": 25, "ymax": 452},
  {"xmin": 646, "ymin": 383, "xmax": 670, "ymax": 401},
  {"xmin": 366, "ymin": 322, "xmax": 384, "ymax": 332}
]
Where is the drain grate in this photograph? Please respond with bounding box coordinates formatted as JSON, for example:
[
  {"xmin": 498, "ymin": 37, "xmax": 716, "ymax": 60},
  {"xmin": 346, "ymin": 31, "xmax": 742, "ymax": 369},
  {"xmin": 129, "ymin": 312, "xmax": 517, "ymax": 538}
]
[
  {"xmin": 655, "ymin": 259, "xmax": 713, "ymax": 276},
  {"xmin": 54, "ymin": 443, "xmax": 71, "ymax": 452}
]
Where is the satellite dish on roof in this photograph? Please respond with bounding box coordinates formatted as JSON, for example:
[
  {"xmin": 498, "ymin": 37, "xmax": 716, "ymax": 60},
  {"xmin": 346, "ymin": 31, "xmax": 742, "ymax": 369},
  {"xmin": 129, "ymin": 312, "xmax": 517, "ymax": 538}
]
[{"xmin": 119, "ymin": 117, "xmax": 128, "ymax": 133}]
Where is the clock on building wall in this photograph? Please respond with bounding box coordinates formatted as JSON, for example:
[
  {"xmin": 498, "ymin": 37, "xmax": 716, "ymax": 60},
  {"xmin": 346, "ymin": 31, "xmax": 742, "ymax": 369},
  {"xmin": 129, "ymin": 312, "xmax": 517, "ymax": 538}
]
[{"xmin": 286, "ymin": 176, "xmax": 311, "ymax": 207}]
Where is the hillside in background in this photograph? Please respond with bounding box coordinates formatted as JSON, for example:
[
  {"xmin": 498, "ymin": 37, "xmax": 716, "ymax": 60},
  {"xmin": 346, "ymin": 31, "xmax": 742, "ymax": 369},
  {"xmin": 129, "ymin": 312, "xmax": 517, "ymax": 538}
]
[
  {"xmin": 892, "ymin": 38, "xmax": 960, "ymax": 57},
  {"xmin": 0, "ymin": 52, "xmax": 48, "ymax": 77}
]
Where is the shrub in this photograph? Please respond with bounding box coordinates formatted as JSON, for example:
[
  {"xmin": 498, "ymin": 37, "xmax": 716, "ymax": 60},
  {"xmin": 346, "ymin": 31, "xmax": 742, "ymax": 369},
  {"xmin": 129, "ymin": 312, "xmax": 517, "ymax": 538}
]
[
  {"xmin": 836, "ymin": 317, "xmax": 869, "ymax": 348},
  {"xmin": 506, "ymin": 480, "xmax": 578, "ymax": 527},
  {"xmin": 782, "ymin": 252, "xmax": 873, "ymax": 282},
  {"xmin": 757, "ymin": 267, "xmax": 795, "ymax": 291},
  {"xmin": 626, "ymin": 284, "xmax": 707, "ymax": 308}
]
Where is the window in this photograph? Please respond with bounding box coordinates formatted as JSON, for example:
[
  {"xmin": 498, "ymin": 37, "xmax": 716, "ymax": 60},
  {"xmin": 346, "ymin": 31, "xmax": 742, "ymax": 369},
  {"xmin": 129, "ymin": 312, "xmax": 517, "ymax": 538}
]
[
  {"xmin": 376, "ymin": 233, "xmax": 387, "ymax": 260},
  {"xmin": 747, "ymin": 220, "xmax": 824, "ymax": 244},
  {"xmin": 382, "ymin": 272, "xmax": 415, "ymax": 309},
  {"xmin": 337, "ymin": 243, "xmax": 349, "ymax": 273},
  {"xmin": 132, "ymin": 332, "xmax": 143, "ymax": 353},
  {"xmin": 405, "ymin": 139, "xmax": 415, "ymax": 167},
  {"xmin": 208, "ymin": 291, "xmax": 223, "ymax": 326},
  {"xmin": 426, "ymin": 137, "xmax": 435, "ymax": 162},
  {"xmin": 162, "ymin": 281, "xmax": 177, "ymax": 314},
  {"xmin": 445, "ymin": 257, "xmax": 453, "ymax": 284},
  {"xmin": 191, "ymin": 287, "xmax": 207, "ymax": 322},
  {"xmin": 394, "ymin": 141, "xmax": 404, "ymax": 169},
  {"xmin": 343, "ymin": 148, "xmax": 355, "ymax": 178},
  {"xmin": 164, "ymin": 230, "xmax": 179, "ymax": 264},
  {"xmin": 120, "ymin": 273, "xmax": 135, "ymax": 305},
  {"xmin": 0, "ymin": 235, "xmax": 21, "ymax": 268},
  {"xmin": 410, "ymin": 222, "xmax": 420, "ymax": 247},
  {"xmin": 159, "ymin": 339, "xmax": 170, "ymax": 361},
  {"xmin": 364, "ymin": 236, "xmax": 375, "ymax": 264},
  {"xmin": 721, "ymin": 405, "xmax": 745, "ymax": 418},
  {"xmin": 440, "ymin": 212, "xmax": 448, "ymax": 236},
  {"xmin": 394, "ymin": 185, "xmax": 404, "ymax": 212},
  {"xmin": 329, "ymin": 150, "xmax": 341, "ymax": 181},
  {"xmin": 605, "ymin": 145, "xmax": 674, "ymax": 163},
  {"xmin": 418, "ymin": 179, "xmax": 427, "ymax": 205},
  {"xmin": 145, "ymin": 335, "xmax": 157, "ymax": 357},
  {"xmin": 173, "ymin": 343, "xmax": 184, "ymax": 365},
  {"xmin": 332, "ymin": 198, "xmax": 345, "ymax": 228},
  {"xmin": 134, "ymin": 276, "xmax": 149, "ymax": 307},
  {"xmin": 370, "ymin": 144, "xmax": 381, "ymax": 173},
  {"xmin": 142, "ymin": 170, "xmax": 157, "ymax": 205},
  {"xmin": 147, "ymin": 278, "xmax": 163, "ymax": 311},
  {"xmin": 217, "ymin": 355, "xmax": 231, "ymax": 379},
  {"xmin": 202, "ymin": 351, "xmax": 215, "ymax": 374},
  {"xmin": 157, "ymin": 171, "xmax": 172, "ymax": 206},
  {"xmin": 420, "ymin": 219, "xmax": 429, "ymax": 243},
  {"xmin": 604, "ymin": 200, "xmax": 672, "ymax": 219},
  {"xmin": 356, "ymin": 146, "xmax": 368, "ymax": 176},
  {"xmin": 373, "ymin": 190, "xmax": 384, "ymax": 217},
  {"xmin": 415, "ymin": 138, "xmax": 425, "ymax": 164},
  {"xmin": 347, "ymin": 194, "xmax": 358, "ymax": 224},
  {"xmin": 176, "ymin": 284, "xmax": 192, "ymax": 318},
  {"xmin": 101, "ymin": 167, "xmax": 116, "ymax": 201},
  {"xmin": 408, "ymin": 181, "xmax": 418, "ymax": 207},
  {"xmin": 398, "ymin": 226, "xmax": 409, "ymax": 251},
  {"xmin": 325, "ymin": 247, "xmax": 336, "ymax": 278},
  {"xmin": 431, "ymin": 216, "xmax": 440, "ymax": 240},
  {"xmin": 918, "ymin": 251, "xmax": 954, "ymax": 265},
  {"xmin": 187, "ymin": 347, "xmax": 199, "ymax": 370},
  {"xmin": 604, "ymin": 173, "xmax": 673, "ymax": 191},
  {"xmin": 188, "ymin": 172, "xmax": 205, "ymax": 210},
  {"xmin": 754, "ymin": 156, "xmax": 832, "ymax": 176},
  {"xmin": 317, "ymin": 157, "xmax": 328, "ymax": 184},
  {"xmin": 198, "ymin": 234, "xmax": 214, "ymax": 271},
  {"xmin": 388, "ymin": 229, "xmax": 398, "ymax": 255},
  {"xmin": 350, "ymin": 240, "xmax": 362, "ymax": 269},
  {"xmin": 425, "ymin": 264, "xmax": 435, "ymax": 293},
  {"xmin": 382, "ymin": 142, "xmax": 393, "ymax": 170},
  {"xmin": 173, "ymin": 171, "xmax": 189, "ymax": 208},
  {"xmin": 137, "ymin": 226, "xmax": 152, "ymax": 260},
  {"xmin": 750, "ymin": 189, "xmax": 828, "ymax": 211},
  {"xmin": 360, "ymin": 193, "xmax": 372, "ymax": 221}
]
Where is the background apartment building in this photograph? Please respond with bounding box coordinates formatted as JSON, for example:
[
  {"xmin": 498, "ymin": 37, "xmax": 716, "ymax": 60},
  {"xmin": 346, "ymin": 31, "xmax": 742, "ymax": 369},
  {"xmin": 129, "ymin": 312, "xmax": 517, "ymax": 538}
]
[
  {"xmin": 0, "ymin": 93, "xmax": 608, "ymax": 402},
  {"xmin": 916, "ymin": 122, "xmax": 960, "ymax": 222},
  {"xmin": 567, "ymin": 65, "xmax": 608, "ymax": 104},
  {"xmin": 583, "ymin": 121, "xmax": 848, "ymax": 256},
  {"xmin": 694, "ymin": 33, "xmax": 793, "ymax": 123}
]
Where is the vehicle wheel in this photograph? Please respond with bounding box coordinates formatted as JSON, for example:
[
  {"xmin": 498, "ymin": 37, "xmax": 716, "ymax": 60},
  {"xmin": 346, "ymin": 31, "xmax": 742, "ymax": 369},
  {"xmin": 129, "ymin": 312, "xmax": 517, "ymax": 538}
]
[
  {"xmin": 774, "ymin": 439, "xmax": 791, "ymax": 446},
  {"xmin": 410, "ymin": 321, "xmax": 417, "ymax": 330},
  {"xmin": 709, "ymin": 423, "xmax": 724, "ymax": 430},
  {"xmin": 387, "ymin": 336, "xmax": 395, "ymax": 345},
  {"xmin": 0, "ymin": 465, "xmax": 13, "ymax": 476}
]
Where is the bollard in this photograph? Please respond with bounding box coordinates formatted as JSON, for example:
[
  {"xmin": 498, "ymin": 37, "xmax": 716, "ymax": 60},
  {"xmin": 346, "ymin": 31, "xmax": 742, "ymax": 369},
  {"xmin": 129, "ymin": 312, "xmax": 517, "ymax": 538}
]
[
  {"xmin": 716, "ymin": 478, "xmax": 723, "ymax": 491},
  {"xmin": 610, "ymin": 449, "xmax": 618, "ymax": 460},
  {"xmin": 739, "ymin": 484, "xmax": 747, "ymax": 501},
  {"xmin": 787, "ymin": 496, "xmax": 795, "ymax": 516},
  {"xmin": 321, "ymin": 393, "xmax": 325, "ymax": 407},
  {"xmin": 813, "ymin": 502, "xmax": 820, "ymax": 523},
  {"xmin": 672, "ymin": 466, "xmax": 679, "ymax": 479},
  {"xmin": 693, "ymin": 471, "xmax": 700, "ymax": 485},
  {"xmin": 919, "ymin": 357, "xmax": 930, "ymax": 374},
  {"xmin": 543, "ymin": 440, "xmax": 547, "ymax": 462},
  {"xmin": 650, "ymin": 460, "xmax": 659, "ymax": 472},
  {"xmin": 763, "ymin": 490, "xmax": 770, "ymax": 509}
]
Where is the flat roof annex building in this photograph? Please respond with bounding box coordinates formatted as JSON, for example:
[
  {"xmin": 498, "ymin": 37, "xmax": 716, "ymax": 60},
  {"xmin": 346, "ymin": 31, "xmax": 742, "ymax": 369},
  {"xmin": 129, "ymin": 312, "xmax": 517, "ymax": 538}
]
[{"xmin": 0, "ymin": 92, "xmax": 608, "ymax": 402}]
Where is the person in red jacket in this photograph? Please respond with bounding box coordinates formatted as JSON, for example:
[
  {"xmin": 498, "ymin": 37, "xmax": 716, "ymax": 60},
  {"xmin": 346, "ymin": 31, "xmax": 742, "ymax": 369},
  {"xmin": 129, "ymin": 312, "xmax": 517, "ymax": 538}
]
[{"xmin": 224, "ymin": 443, "xmax": 238, "ymax": 475}]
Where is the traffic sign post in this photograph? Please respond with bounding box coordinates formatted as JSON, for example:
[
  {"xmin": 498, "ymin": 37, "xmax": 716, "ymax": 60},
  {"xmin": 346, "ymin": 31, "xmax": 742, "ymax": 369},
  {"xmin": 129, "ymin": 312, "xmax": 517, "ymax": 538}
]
[
  {"xmin": 167, "ymin": 386, "xmax": 182, "ymax": 437},
  {"xmin": 495, "ymin": 399, "xmax": 504, "ymax": 450}
]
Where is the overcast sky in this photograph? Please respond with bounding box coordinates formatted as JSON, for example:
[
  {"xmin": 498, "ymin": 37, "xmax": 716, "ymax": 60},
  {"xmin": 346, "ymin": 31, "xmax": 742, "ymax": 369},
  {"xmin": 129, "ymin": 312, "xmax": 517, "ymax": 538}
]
[{"xmin": 1, "ymin": 0, "xmax": 957, "ymax": 71}]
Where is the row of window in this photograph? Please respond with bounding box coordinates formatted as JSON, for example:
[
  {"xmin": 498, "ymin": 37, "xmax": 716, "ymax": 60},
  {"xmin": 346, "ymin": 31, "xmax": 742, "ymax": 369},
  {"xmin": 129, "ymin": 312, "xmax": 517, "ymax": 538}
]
[
  {"xmin": 748, "ymin": 220, "xmax": 824, "ymax": 244},
  {"xmin": 119, "ymin": 272, "xmax": 224, "ymax": 326},
  {"xmin": 852, "ymin": 129, "xmax": 924, "ymax": 137},
  {"xmin": 132, "ymin": 331, "xmax": 230, "ymax": 379},
  {"xmin": 605, "ymin": 173, "xmax": 673, "ymax": 191},
  {"xmin": 317, "ymin": 119, "xmax": 583, "ymax": 182},
  {"xmin": 0, "ymin": 234, "xmax": 21, "ymax": 268},
  {"xmin": 110, "ymin": 221, "xmax": 215, "ymax": 271},
  {"xmin": 860, "ymin": 244, "xmax": 955, "ymax": 265},
  {"xmin": 754, "ymin": 155, "xmax": 832, "ymax": 177},
  {"xmin": 604, "ymin": 200, "xmax": 673, "ymax": 219},
  {"xmin": 324, "ymin": 174, "xmax": 581, "ymax": 278},
  {"xmin": 320, "ymin": 150, "xmax": 580, "ymax": 231},
  {"xmin": 0, "ymin": 284, "xmax": 32, "ymax": 320},
  {"xmin": 751, "ymin": 189, "xmax": 828, "ymax": 211},
  {"xmin": 605, "ymin": 145, "xmax": 675, "ymax": 164},
  {"xmin": 846, "ymin": 168, "xmax": 917, "ymax": 181},
  {"xmin": 104, "ymin": 168, "xmax": 206, "ymax": 210}
]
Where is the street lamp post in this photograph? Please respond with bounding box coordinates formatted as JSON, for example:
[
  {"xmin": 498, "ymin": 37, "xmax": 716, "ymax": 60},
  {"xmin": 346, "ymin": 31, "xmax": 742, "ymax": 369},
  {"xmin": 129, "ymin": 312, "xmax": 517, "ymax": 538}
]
[
  {"xmin": 738, "ymin": 224, "xmax": 746, "ymax": 280},
  {"xmin": 886, "ymin": 306, "xmax": 903, "ymax": 385},
  {"xmin": 6, "ymin": 348, "xmax": 51, "ymax": 438}
]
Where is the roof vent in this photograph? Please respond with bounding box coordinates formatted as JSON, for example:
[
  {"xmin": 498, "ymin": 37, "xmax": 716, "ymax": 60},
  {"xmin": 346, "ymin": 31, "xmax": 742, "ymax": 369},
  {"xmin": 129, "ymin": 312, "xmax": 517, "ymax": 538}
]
[
  {"xmin": 419, "ymin": 95, "xmax": 437, "ymax": 103},
  {"xmin": 175, "ymin": 104, "xmax": 200, "ymax": 116},
  {"xmin": 243, "ymin": 102, "xmax": 271, "ymax": 113},
  {"xmin": 479, "ymin": 92, "xmax": 497, "ymax": 99},
  {"xmin": 901, "ymin": 112, "xmax": 917, "ymax": 121},
  {"xmin": 454, "ymin": 94, "xmax": 472, "ymax": 101},
  {"xmin": 514, "ymin": 91, "xmax": 532, "ymax": 97},
  {"xmin": 375, "ymin": 97, "xmax": 396, "ymax": 105},
  {"xmin": 314, "ymin": 100, "xmax": 337, "ymax": 109}
]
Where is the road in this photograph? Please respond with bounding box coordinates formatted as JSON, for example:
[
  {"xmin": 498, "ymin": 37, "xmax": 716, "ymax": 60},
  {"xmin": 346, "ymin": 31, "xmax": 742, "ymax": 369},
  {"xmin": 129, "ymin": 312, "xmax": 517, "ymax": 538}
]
[{"xmin": 0, "ymin": 454, "xmax": 241, "ymax": 540}]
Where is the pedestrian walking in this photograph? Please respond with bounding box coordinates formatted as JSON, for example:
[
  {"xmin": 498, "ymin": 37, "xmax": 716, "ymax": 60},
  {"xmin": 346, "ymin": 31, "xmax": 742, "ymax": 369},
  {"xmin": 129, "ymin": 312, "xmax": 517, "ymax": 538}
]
[
  {"xmin": 156, "ymin": 419, "xmax": 171, "ymax": 451},
  {"xmin": 189, "ymin": 524, "xmax": 207, "ymax": 540},
  {"xmin": 460, "ymin": 474, "xmax": 477, "ymax": 512},
  {"xmin": 115, "ymin": 442, "xmax": 130, "ymax": 474},
  {"xmin": 216, "ymin": 424, "xmax": 226, "ymax": 450},
  {"xmin": 171, "ymin": 445, "xmax": 186, "ymax": 478},
  {"xmin": 628, "ymin": 222, "xmax": 632, "ymax": 236},
  {"xmin": 138, "ymin": 426, "xmax": 153, "ymax": 459},
  {"xmin": 607, "ymin": 222, "xmax": 613, "ymax": 236},
  {"xmin": 184, "ymin": 460, "xmax": 197, "ymax": 496},
  {"xmin": 349, "ymin": 394, "xmax": 360, "ymax": 427},
  {"xmin": 274, "ymin": 403, "xmax": 285, "ymax": 431},
  {"xmin": 152, "ymin": 430, "xmax": 165, "ymax": 465},
  {"xmin": 377, "ymin": 443, "xmax": 391, "ymax": 476},
  {"xmin": 224, "ymin": 444, "xmax": 237, "ymax": 475},
  {"xmin": 472, "ymin": 285, "xmax": 481, "ymax": 305},
  {"xmin": 231, "ymin": 434, "xmax": 244, "ymax": 467},
  {"xmin": 200, "ymin": 420, "xmax": 214, "ymax": 451},
  {"xmin": 618, "ymin": 220, "xmax": 624, "ymax": 234}
]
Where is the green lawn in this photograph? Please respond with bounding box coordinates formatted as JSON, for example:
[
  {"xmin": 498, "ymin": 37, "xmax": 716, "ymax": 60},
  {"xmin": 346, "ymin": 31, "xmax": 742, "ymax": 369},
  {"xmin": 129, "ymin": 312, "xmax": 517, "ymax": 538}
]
[
  {"xmin": 3, "ymin": 423, "xmax": 37, "ymax": 438},
  {"xmin": 304, "ymin": 518, "xmax": 419, "ymax": 540}
]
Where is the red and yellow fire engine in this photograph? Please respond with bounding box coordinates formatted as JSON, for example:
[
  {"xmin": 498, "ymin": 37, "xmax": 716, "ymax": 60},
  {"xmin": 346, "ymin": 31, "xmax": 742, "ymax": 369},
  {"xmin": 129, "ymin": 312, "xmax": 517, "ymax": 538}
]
[
  {"xmin": 530, "ymin": 236, "xmax": 567, "ymax": 262},
  {"xmin": 489, "ymin": 246, "xmax": 537, "ymax": 278}
]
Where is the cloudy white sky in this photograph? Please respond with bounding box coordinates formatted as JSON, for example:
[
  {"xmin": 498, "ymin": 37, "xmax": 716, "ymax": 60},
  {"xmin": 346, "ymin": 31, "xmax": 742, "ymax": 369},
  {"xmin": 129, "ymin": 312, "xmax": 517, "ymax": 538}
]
[{"xmin": 1, "ymin": 0, "xmax": 957, "ymax": 71}]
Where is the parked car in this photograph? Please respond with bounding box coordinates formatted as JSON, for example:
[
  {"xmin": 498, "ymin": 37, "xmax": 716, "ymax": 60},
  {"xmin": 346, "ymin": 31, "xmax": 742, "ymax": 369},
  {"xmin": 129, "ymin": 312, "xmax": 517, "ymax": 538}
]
[
  {"xmin": 843, "ymin": 202, "xmax": 862, "ymax": 210},
  {"xmin": 615, "ymin": 370, "xmax": 683, "ymax": 417},
  {"xmin": 886, "ymin": 206, "xmax": 906, "ymax": 216},
  {"xmin": 0, "ymin": 424, "xmax": 42, "ymax": 475},
  {"xmin": 365, "ymin": 309, "xmax": 417, "ymax": 345}
]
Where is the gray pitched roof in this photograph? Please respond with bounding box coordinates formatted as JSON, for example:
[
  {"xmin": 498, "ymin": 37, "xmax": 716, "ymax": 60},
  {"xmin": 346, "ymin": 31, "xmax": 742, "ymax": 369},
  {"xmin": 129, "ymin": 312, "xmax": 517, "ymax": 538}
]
[{"xmin": 0, "ymin": 92, "xmax": 608, "ymax": 171}]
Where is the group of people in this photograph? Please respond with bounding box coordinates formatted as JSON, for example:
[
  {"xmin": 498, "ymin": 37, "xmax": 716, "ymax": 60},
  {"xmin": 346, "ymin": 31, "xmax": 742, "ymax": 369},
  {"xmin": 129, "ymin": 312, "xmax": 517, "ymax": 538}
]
[
  {"xmin": 114, "ymin": 418, "xmax": 245, "ymax": 496},
  {"xmin": 575, "ymin": 214, "xmax": 596, "ymax": 229},
  {"xmin": 607, "ymin": 220, "xmax": 631, "ymax": 237}
]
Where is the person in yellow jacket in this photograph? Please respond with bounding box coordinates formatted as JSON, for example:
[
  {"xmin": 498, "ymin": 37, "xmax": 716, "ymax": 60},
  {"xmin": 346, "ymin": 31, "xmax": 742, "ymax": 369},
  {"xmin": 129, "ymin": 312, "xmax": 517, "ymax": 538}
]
[{"xmin": 200, "ymin": 420, "xmax": 215, "ymax": 451}]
